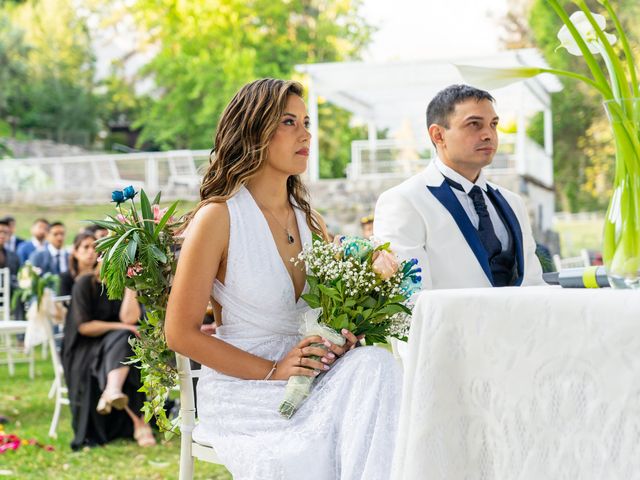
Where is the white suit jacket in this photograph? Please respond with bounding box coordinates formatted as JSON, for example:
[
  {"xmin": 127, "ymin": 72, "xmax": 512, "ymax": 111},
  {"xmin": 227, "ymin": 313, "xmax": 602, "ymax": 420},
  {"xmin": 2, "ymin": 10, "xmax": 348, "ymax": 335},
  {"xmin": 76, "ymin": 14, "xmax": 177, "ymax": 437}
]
[{"xmin": 373, "ymin": 161, "xmax": 544, "ymax": 289}]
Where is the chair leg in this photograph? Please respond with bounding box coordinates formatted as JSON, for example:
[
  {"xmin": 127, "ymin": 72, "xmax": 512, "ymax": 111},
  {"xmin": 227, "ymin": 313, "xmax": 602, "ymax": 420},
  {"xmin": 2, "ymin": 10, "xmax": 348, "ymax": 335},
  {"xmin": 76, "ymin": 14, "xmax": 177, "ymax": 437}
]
[
  {"xmin": 179, "ymin": 434, "xmax": 195, "ymax": 480},
  {"xmin": 48, "ymin": 378, "xmax": 58, "ymax": 399},
  {"xmin": 28, "ymin": 349, "xmax": 35, "ymax": 379},
  {"xmin": 49, "ymin": 394, "xmax": 62, "ymax": 438}
]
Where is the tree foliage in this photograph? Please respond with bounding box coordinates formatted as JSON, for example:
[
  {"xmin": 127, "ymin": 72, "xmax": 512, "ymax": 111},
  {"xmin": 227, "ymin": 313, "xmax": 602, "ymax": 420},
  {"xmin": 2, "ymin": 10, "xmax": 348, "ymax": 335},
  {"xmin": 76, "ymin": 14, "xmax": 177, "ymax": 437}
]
[
  {"xmin": 124, "ymin": 0, "xmax": 373, "ymax": 176},
  {"xmin": 1, "ymin": 0, "xmax": 99, "ymax": 144}
]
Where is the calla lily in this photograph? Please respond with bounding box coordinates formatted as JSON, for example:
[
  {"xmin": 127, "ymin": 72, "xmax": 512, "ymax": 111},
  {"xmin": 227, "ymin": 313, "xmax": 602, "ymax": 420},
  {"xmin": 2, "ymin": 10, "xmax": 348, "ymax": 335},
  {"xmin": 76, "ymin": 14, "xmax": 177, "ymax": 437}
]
[
  {"xmin": 455, "ymin": 65, "xmax": 546, "ymax": 90},
  {"xmin": 557, "ymin": 11, "xmax": 617, "ymax": 56}
]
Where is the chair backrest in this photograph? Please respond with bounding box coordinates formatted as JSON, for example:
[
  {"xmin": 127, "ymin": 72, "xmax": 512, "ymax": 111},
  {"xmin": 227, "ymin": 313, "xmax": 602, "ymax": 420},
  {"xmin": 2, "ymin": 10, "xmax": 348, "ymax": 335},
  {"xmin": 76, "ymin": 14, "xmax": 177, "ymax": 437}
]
[
  {"xmin": 0, "ymin": 268, "xmax": 10, "ymax": 321},
  {"xmin": 553, "ymin": 252, "xmax": 591, "ymax": 271},
  {"xmin": 91, "ymin": 158, "xmax": 122, "ymax": 183},
  {"xmin": 168, "ymin": 152, "xmax": 198, "ymax": 177}
]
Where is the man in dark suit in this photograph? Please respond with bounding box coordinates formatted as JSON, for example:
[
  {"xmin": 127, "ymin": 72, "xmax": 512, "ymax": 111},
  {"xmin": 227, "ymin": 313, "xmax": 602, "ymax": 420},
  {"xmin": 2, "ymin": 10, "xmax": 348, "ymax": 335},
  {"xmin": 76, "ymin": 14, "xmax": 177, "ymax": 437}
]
[
  {"xmin": 0, "ymin": 219, "xmax": 20, "ymax": 290},
  {"xmin": 16, "ymin": 218, "xmax": 49, "ymax": 264},
  {"xmin": 29, "ymin": 221, "xmax": 69, "ymax": 275},
  {"xmin": 1, "ymin": 216, "xmax": 25, "ymax": 254}
]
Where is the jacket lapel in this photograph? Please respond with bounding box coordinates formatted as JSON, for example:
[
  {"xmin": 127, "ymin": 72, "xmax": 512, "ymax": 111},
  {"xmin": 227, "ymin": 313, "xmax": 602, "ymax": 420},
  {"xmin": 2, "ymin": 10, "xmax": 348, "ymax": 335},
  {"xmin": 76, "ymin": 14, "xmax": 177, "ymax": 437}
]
[
  {"xmin": 427, "ymin": 180, "xmax": 494, "ymax": 286},
  {"xmin": 486, "ymin": 185, "xmax": 524, "ymax": 286}
]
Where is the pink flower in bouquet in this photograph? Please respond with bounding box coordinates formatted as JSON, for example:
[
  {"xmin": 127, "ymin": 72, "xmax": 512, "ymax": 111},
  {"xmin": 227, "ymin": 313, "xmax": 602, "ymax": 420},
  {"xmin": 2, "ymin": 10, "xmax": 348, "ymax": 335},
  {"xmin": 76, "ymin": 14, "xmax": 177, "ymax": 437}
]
[
  {"xmin": 116, "ymin": 214, "xmax": 129, "ymax": 224},
  {"xmin": 152, "ymin": 204, "xmax": 171, "ymax": 224},
  {"xmin": 126, "ymin": 262, "xmax": 144, "ymax": 278},
  {"xmin": 372, "ymin": 250, "xmax": 399, "ymax": 280}
]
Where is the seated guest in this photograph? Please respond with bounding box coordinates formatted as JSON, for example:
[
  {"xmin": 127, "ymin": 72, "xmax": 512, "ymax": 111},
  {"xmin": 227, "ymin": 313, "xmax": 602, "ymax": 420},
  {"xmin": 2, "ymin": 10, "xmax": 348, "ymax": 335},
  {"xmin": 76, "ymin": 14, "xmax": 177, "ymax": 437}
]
[
  {"xmin": 61, "ymin": 265, "xmax": 156, "ymax": 450},
  {"xmin": 2, "ymin": 216, "xmax": 24, "ymax": 253},
  {"xmin": 0, "ymin": 219, "xmax": 20, "ymax": 290},
  {"xmin": 16, "ymin": 218, "xmax": 49, "ymax": 264},
  {"xmin": 83, "ymin": 223, "xmax": 109, "ymax": 240},
  {"xmin": 29, "ymin": 221, "xmax": 69, "ymax": 275},
  {"xmin": 59, "ymin": 232, "xmax": 98, "ymax": 296}
]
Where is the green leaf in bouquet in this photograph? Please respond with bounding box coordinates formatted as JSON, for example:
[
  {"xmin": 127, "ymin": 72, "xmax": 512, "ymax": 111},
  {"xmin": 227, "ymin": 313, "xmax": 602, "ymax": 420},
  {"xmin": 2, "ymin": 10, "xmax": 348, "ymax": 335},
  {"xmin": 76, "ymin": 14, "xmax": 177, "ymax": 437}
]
[
  {"xmin": 374, "ymin": 242, "xmax": 391, "ymax": 252},
  {"xmin": 362, "ymin": 296, "xmax": 376, "ymax": 309},
  {"xmin": 301, "ymin": 293, "xmax": 321, "ymax": 308},
  {"xmin": 140, "ymin": 189, "xmax": 154, "ymax": 235},
  {"xmin": 318, "ymin": 284, "xmax": 341, "ymax": 301},
  {"xmin": 331, "ymin": 313, "xmax": 349, "ymax": 330},
  {"xmin": 376, "ymin": 304, "xmax": 409, "ymax": 317},
  {"xmin": 152, "ymin": 191, "xmax": 162, "ymax": 205},
  {"xmin": 126, "ymin": 233, "xmax": 139, "ymax": 263},
  {"xmin": 107, "ymin": 228, "xmax": 136, "ymax": 260},
  {"xmin": 343, "ymin": 298, "xmax": 356, "ymax": 308},
  {"xmin": 335, "ymin": 279, "xmax": 345, "ymax": 296},
  {"xmin": 149, "ymin": 244, "xmax": 168, "ymax": 263},
  {"xmin": 153, "ymin": 201, "xmax": 179, "ymax": 239},
  {"xmin": 90, "ymin": 218, "xmax": 127, "ymax": 232},
  {"xmin": 307, "ymin": 275, "xmax": 319, "ymax": 291}
]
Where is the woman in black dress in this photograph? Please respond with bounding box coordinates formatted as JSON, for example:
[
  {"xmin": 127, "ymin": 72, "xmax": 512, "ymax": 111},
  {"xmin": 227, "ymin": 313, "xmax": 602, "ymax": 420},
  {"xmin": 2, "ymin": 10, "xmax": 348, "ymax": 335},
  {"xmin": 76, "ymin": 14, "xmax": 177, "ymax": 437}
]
[
  {"xmin": 61, "ymin": 265, "xmax": 156, "ymax": 449},
  {"xmin": 59, "ymin": 232, "xmax": 98, "ymax": 297}
]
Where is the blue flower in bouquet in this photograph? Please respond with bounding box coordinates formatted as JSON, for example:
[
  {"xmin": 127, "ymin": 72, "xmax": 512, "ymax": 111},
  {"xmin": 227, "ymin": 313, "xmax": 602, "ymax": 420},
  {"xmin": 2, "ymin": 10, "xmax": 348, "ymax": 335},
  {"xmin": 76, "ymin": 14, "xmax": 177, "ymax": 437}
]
[
  {"xmin": 342, "ymin": 237, "xmax": 372, "ymax": 260},
  {"xmin": 111, "ymin": 190, "xmax": 125, "ymax": 204},
  {"xmin": 399, "ymin": 258, "xmax": 422, "ymax": 296},
  {"xmin": 123, "ymin": 185, "xmax": 137, "ymax": 200}
]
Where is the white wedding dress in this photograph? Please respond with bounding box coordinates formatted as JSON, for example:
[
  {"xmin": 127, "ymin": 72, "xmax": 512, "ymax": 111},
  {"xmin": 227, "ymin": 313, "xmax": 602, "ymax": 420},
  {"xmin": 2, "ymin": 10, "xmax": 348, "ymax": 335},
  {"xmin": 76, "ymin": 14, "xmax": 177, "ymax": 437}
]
[{"xmin": 192, "ymin": 185, "xmax": 402, "ymax": 479}]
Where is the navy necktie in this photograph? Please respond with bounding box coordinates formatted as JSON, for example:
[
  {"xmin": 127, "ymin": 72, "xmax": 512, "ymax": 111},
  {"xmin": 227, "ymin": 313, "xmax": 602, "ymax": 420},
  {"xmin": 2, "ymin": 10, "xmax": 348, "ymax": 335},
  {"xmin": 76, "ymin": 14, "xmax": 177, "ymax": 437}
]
[
  {"xmin": 445, "ymin": 177, "xmax": 502, "ymax": 258},
  {"xmin": 53, "ymin": 252, "xmax": 61, "ymax": 274}
]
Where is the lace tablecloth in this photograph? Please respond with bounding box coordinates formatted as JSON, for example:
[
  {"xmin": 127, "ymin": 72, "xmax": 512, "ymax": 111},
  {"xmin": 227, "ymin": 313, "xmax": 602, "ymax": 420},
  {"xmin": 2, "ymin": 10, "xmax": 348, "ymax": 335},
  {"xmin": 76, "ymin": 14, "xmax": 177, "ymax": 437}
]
[{"xmin": 392, "ymin": 286, "xmax": 640, "ymax": 480}]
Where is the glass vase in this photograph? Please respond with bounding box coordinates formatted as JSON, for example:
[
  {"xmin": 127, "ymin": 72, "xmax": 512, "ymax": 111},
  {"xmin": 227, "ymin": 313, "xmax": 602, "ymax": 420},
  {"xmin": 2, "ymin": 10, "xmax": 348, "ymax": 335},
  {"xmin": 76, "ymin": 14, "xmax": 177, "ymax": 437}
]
[{"xmin": 602, "ymin": 98, "xmax": 640, "ymax": 289}]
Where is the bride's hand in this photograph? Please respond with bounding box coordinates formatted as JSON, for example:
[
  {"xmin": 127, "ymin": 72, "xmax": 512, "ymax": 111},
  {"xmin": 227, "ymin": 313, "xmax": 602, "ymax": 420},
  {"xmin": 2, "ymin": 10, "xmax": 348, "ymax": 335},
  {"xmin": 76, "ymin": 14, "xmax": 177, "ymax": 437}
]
[
  {"xmin": 272, "ymin": 336, "xmax": 335, "ymax": 381},
  {"xmin": 322, "ymin": 329, "xmax": 363, "ymax": 358}
]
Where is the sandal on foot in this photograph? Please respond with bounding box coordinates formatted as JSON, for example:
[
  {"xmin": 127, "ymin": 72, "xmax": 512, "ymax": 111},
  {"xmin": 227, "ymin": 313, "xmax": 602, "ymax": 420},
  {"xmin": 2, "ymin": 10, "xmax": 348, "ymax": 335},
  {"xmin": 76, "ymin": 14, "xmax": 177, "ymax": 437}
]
[
  {"xmin": 96, "ymin": 392, "xmax": 129, "ymax": 415},
  {"xmin": 134, "ymin": 424, "xmax": 156, "ymax": 447}
]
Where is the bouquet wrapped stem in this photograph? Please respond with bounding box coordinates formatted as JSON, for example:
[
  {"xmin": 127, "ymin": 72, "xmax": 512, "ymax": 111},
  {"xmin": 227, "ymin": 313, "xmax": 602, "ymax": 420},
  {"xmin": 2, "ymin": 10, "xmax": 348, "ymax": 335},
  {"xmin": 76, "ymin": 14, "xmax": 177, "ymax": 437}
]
[{"xmin": 279, "ymin": 308, "xmax": 345, "ymax": 419}]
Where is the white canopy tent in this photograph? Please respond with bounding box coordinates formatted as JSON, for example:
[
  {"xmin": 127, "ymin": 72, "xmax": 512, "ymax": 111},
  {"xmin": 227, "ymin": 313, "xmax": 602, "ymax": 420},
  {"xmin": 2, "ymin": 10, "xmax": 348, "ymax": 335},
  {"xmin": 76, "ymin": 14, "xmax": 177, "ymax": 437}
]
[{"xmin": 296, "ymin": 48, "xmax": 563, "ymax": 182}]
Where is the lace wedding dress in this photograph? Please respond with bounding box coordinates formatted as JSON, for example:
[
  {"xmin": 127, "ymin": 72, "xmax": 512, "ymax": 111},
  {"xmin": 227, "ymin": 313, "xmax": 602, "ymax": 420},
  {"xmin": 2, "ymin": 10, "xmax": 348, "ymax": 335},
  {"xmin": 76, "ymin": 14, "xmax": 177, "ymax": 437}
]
[{"xmin": 192, "ymin": 185, "xmax": 402, "ymax": 479}]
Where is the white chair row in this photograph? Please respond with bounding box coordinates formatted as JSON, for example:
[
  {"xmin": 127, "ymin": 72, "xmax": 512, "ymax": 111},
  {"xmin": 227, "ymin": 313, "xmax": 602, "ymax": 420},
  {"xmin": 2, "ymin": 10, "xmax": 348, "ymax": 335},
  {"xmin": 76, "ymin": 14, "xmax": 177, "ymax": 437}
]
[
  {"xmin": 47, "ymin": 295, "xmax": 71, "ymax": 438},
  {"xmin": 0, "ymin": 267, "xmax": 35, "ymax": 378},
  {"xmin": 552, "ymin": 248, "xmax": 592, "ymax": 271}
]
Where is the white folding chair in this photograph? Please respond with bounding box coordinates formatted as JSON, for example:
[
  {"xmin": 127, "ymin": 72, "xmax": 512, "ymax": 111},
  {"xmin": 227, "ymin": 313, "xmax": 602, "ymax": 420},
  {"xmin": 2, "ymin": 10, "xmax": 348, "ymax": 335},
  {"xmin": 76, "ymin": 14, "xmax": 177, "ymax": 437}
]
[
  {"xmin": 47, "ymin": 295, "xmax": 71, "ymax": 438},
  {"xmin": 167, "ymin": 151, "xmax": 202, "ymax": 190},
  {"xmin": 553, "ymin": 249, "xmax": 592, "ymax": 271},
  {"xmin": 176, "ymin": 352, "xmax": 224, "ymax": 480},
  {"xmin": 0, "ymin": 267, "xmax": 35, "ymax": 378}
]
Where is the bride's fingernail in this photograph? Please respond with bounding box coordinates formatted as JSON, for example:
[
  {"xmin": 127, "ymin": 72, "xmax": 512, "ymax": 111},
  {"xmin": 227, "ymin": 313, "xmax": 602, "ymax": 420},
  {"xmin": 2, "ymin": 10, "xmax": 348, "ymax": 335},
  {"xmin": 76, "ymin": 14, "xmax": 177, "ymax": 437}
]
[
  {"xmin": 327, "ymin": 352, "xmax": 335, "ymax": 359},
  {"xmin": 314, "ymin": 370, "xmax": 320, "ymax": 376},
  {"xmin": 323, "ymin": 365, "xmax": 330, "ymax": 370},
  {"xmin": 323, "ymin": 340, "xmax": 331, "ymax": 347},
  {"xmin": 321, "ymin": 357, "xmax": 329, "ymax": 363}
]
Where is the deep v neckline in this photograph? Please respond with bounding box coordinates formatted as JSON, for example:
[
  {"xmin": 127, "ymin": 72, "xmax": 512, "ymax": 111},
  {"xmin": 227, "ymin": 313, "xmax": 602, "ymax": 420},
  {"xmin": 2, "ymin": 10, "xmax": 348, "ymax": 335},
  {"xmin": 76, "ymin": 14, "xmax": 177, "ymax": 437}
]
[{"xmin": 242, "ymin": 186, "xmax": 306, "ymax": 304}]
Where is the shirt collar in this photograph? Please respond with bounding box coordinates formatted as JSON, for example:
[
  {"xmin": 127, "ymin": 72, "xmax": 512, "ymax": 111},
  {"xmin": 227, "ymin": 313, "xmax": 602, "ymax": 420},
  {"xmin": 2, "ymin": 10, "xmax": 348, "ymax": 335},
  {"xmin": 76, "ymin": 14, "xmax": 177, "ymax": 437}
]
[
  {"xmin": 47, "ymin": 244, "xmax": 62, "ymax": 256},
  {"xmin": 434, "ymin": 156, "xmax": 487, "ymax": 193}
]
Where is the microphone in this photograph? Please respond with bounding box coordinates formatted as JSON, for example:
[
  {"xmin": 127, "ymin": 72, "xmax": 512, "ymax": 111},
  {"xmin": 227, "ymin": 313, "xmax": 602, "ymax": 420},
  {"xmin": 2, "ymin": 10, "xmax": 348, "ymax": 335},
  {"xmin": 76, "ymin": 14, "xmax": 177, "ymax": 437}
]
[{"xmin": 543, "ymin": 266, "xmax": 611, "ymax": 288}]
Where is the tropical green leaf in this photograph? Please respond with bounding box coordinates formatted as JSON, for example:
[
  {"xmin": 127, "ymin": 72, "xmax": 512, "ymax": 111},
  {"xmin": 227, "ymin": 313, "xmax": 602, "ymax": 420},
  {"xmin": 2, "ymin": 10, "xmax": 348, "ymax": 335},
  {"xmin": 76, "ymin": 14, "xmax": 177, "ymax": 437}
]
[
  {"xmin": 318, "ymin": 284, "xmax": 341, "ymax": 301},
  {"xmin": 301, "ymin": 293, "xmax": 321, "ymax": 307},
  {"xmin": 139, "ymin": 189, "xmax": 154, "ymax": 235},
  {"xmin": 126, "ymin": 234, "xmax": 139, "ymax": 263},
  {"xmin": 153, "ymin": 201, "xmax": 179, "ymax": 239},
  {"xmin": 149, "ymin": 244, "xmax": 167, "ymax": 263}
]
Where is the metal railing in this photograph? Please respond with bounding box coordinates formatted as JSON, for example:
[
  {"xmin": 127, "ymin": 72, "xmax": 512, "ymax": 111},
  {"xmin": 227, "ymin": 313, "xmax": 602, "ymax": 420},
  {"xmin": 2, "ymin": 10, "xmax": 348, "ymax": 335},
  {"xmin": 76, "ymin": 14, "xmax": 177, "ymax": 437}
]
[
  {"xmin": 347, "ymin": 134, "xmax": 553, "ymax": 188},
  {"xmin": 0, "ymin": 149, "xmax": 212, "ymax": 204}
]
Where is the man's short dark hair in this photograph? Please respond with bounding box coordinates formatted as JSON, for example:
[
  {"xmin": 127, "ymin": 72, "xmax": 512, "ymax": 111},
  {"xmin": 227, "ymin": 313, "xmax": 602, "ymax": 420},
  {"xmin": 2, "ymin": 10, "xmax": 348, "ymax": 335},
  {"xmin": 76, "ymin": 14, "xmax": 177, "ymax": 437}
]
[
  {"xmin": 0, "ymin": 219, "xmax": 9, "ymax": 227},
  {"xmin": 426, "ymin": 84, "xmax": 495, "ymax": 129},
  {"xmin": 49, "ymin": 221, "xmax": 65, "ymax": 229},
  {"xmin": 2, "ymin": 216, "xmax": 15, "ymax": 225},
  {"xmin": 33, "ymin": 218, "xmax": 50, "ymax": 226}
]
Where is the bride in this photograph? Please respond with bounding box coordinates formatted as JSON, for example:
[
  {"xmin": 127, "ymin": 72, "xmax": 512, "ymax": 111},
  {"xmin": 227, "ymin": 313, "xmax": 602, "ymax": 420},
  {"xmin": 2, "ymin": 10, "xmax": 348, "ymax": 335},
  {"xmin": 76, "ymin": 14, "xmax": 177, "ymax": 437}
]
[{"xmin": 165, "ymin": 78, "xmax": 402, "ymax": 479}]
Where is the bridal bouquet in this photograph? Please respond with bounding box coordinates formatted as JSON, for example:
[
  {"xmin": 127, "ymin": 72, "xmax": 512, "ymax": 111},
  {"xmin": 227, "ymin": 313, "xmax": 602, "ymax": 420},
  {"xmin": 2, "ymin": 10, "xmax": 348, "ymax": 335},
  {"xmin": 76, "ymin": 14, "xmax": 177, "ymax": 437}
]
[
  {"xmin": 93, "ymin": 185, "xmax": 181, "ymax": 433},
  {"xmin": 11, "ymin": 262, "xmax": 58, "ymax": 310},
  {"xmin": 279, "ymin": 235, "xmax": 422, "ymax": 418}
]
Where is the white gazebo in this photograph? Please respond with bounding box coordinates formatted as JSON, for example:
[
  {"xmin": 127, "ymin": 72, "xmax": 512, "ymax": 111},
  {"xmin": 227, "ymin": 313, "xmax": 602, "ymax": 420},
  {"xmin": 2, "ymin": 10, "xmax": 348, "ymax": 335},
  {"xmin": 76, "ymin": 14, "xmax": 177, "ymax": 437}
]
[{"xmin": 296, "ymin": 48, "xmax": 562, "ymax": 233}]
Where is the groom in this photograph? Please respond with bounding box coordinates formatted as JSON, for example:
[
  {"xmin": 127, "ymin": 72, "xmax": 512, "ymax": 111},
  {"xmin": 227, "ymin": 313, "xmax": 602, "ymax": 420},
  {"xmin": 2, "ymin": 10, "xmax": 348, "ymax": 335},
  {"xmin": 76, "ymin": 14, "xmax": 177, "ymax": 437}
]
[{"xmin": 374, "ymin": 84, "xmax": 544, "ymax": 289}]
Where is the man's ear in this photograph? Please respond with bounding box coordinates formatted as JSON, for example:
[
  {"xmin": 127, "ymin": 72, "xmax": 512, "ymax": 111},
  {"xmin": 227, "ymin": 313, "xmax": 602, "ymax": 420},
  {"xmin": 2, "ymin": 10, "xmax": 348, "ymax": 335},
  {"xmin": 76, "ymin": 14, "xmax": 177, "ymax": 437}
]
[{"xmin": 428, "ymin": 124, "xmax": 446, "ymax": 147}]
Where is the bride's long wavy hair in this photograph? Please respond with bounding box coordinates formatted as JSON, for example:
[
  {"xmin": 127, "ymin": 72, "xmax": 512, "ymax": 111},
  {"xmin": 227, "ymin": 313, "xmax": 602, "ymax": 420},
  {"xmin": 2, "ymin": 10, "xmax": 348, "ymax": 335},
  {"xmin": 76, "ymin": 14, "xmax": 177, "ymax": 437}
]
[{"xmin": 180, "ymin": 78, "xmax": 323, "ymax": 237}]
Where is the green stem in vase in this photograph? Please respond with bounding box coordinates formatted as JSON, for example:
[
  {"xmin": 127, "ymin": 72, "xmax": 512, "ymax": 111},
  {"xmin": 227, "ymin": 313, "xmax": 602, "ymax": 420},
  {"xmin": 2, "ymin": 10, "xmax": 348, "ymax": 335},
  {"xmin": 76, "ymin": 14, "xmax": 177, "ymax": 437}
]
[{"xmin": 598, "ymin": 0, "xmax": 639, "ymax": 99}]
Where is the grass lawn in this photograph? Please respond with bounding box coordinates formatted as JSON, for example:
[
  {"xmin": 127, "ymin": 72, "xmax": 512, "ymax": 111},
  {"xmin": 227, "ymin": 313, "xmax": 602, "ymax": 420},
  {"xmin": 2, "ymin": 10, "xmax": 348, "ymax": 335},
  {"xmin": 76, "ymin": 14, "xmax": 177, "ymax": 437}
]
[
  {"xmin": 1, "ymin": 358, "xmax": 230, "ymax": 479},
  {"xmin": 553, "ymin": 215, "xmax": 604, "ymax": 257}
]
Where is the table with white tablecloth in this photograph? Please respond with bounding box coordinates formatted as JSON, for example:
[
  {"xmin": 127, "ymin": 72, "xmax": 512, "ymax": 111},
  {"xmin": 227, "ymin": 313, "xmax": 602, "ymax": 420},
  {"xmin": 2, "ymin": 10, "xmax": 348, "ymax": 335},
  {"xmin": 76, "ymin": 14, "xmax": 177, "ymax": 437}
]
[{"xmin": 392, "ymin": 286, "xmax": 640, "ymax": 480}]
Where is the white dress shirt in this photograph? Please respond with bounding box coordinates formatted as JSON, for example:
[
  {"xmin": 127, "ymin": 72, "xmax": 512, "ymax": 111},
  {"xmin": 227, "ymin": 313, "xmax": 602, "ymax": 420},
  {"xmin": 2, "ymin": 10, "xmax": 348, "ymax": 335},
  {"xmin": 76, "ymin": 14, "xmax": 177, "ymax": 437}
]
[
  {"xmin": 47, "ymin": 244, "xmax": 68, "ymax": 274},
  {"xmin": 434, "ymin": 157, "xmax": 510, "ymax": 252}
]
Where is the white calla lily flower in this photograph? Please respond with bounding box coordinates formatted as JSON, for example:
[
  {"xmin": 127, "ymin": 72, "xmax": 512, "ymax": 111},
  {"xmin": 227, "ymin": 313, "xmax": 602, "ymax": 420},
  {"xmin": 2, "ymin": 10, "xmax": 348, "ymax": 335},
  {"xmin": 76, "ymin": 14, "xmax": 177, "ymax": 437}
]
[
  {"xmin": 557, "ymin": 11, "xmax": 617, "ymax": 56},
  {"xmin": 455, "ymin": 65, "xmax": 545, "ymax": 90}
]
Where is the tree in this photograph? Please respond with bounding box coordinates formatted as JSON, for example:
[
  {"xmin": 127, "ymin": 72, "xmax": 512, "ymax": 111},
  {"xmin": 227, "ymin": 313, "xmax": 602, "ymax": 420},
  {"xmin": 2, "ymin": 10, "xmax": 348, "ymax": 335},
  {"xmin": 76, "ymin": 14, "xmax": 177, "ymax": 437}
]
[
  {"xmin": 3, "ymin": 0, "xmax": 99, "ymax": 144},
  {"xmin": 117, "ymin": 0, "xmax": 373, "ymax": 177}
]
